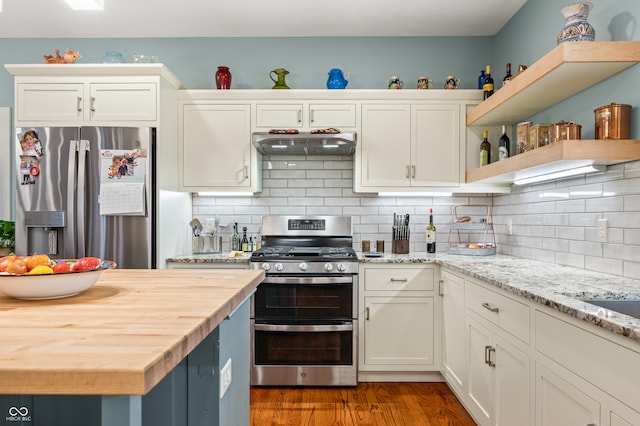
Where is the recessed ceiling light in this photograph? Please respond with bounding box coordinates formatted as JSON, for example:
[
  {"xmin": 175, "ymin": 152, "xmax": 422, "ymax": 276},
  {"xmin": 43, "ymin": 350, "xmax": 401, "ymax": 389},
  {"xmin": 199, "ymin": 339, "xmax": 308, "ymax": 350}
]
[{"xmin": 64, "ymin": 0, "xmax": 104, "ymax": 10}]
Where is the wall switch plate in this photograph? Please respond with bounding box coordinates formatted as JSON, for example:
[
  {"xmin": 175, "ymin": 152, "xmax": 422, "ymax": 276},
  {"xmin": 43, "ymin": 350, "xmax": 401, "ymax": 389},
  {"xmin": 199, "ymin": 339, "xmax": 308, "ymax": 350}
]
[
  {"xmin": 220, "ymin": 358, "xmax": 232, "ymax": 399},
  {"xmin": 597, "ymin": 218, "xmax": 608, "ymax": 243}
]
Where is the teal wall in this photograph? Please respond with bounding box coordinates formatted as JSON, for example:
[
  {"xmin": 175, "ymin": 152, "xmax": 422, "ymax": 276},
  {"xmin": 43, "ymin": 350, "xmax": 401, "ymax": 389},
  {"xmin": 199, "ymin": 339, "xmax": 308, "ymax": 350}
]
[
  {"xmin": 494, "ymin": 0, "xmax": 640, "ymax": 139},
  {"xmin": 0, "ymin": 36, "xmax": 491, "ymax": 106}
]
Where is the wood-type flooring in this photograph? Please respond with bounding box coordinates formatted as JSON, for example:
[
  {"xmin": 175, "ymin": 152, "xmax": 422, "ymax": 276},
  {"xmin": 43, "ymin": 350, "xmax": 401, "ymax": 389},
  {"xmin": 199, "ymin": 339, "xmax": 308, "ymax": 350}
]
[{"xmin": 250, "ymin": 382, "xmax": 476, "ymax": 426}]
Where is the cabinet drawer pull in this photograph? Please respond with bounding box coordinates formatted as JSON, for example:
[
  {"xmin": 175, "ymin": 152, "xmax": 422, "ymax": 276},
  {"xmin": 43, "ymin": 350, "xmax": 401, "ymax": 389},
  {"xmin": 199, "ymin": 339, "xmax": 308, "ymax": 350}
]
[
  {"xmin": 310, "ymin": 109, "xmax": 315, "ymax": 123},
  {"xmin": 484, "ymin": 345, "xmax": 496, "ymax": 367},
  {"xmin": 405, "ymin": 165, "xmax": 410, "ymax": 179},
  {"xmin": 244, "ymin": 165, "xmax": 249, "ymax": 179},
  {"xmin": 411, "ymin": 165, "xmax": 416, "ymax": 178},
  {"xmin": 76, "ymin": 96, "xmax": 82, "ymax": 112},
  {"xmin": 390, "ymin": 278, "xmax": 408, "ymax": 282},
  {"xmin": 482, "ymin": 302, "xmax": 499, "ymax": 313},
  {"xmin": 438, "ymin": 279, "xmax": 443, "ymax": 296},
  {"xmin": 366, "ymin": 307, "xmax": 370, "ymax": 320},
  {"xmin": 297, "ymin": 110, "xmax": 302, "ymax": 123},
  {"xmin": 90, "ymin": 97, "xmax": 96, "ymax": 112}
]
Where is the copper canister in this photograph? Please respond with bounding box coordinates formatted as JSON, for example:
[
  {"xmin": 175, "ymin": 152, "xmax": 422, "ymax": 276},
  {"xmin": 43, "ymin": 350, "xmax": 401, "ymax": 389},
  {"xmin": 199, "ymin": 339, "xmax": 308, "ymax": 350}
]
[
  {"xmin": 549, "ymin": 121, "xmax": 581, "ymax": 144},
  {"xmin": 594, "ymin": 103, "xmax": 631, "ymax": 139}
]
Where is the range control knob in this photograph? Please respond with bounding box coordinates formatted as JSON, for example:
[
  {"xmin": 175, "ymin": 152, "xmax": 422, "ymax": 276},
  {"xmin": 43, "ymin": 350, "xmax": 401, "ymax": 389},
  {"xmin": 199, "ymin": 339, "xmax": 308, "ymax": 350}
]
[
  {"xmin": 299, "ymin": 262, "xmax": 309, "ymax": 271},
  {"xmin": 261, "ymin": 263, "xmax": 271, "ymax": 271},
  {"xmin": 336, "ymin": 263, "xmax": 346, "ymax": 272},
  {"xmin": 275, "ymin": 263, "xmax": 284, "ymax": 272},
  {"xmin": 324, "ymin": 263, "xmax": 334, "ymax": 272}
]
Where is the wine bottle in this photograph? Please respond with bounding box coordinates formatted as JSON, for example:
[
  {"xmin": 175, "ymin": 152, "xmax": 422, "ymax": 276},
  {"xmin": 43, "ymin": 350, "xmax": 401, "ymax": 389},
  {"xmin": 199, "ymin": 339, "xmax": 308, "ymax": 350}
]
[
  {"xmin": 480, "ymin": 130, "xmax": 491, "ymax": 166},
  {"xmin": 477, "ymin": 69, "xmax": 486, "ymax": 90},
  {"xmin": 241, "ymin": 227, "xmax": 249, "ymax": 252},
  {"xmin": 498, "ymin": 125, "xmax": 510, "ymax": 161},
  {"xmin": 483, "ymin": 65, "xmax": 494, "ymax": 99},
  {"xmin": 502, "ymin": 63, "xmax": 512, "ymax": 87},
  {"xmin": 426, "ymin": 208, "xmax": 436, "ymax": 253},
  {"xmin": 231, "ymin": 223, "xmax": 240, "ymax": 251}
]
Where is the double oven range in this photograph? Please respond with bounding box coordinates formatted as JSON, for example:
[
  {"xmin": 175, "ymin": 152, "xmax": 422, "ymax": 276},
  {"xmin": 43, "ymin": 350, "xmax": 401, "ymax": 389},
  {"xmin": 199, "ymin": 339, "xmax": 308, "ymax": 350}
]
[{"xmin": 250, "ymin": 215, "xmax": 358, "ymax": 386}]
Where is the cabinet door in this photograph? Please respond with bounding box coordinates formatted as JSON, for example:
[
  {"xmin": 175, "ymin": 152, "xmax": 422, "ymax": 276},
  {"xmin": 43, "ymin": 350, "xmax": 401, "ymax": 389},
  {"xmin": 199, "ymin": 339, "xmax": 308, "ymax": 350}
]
[
  {"xmin": 362, "ymin": 296, "xmax": 434, "ymax": 369},
  {"xmin": 89, "ymin": 83, "xmax": 157, "ymax": 121},
  {"xmin": 412, "ymin": 104, "xmax": 460, "ymax": 186},
  {"xmin": 360, "ymin": 104, "xmax": 411, "ymax": 188},
  {"xmin": 16, "ymin": 83, "xmax": 84, "ymax": 122},
  {"xmin": 182, "ymin": 104, "xmax": 252, "ymax": 188},
  {"xmin": 494, "ymin": 334, "xmax": 530, "ymax": 426},
  {"xmin": 535, "ymin": 362, "xmax": 600, "ymax": 426},
  {"xmin": 255, "ymin": 104, "xmax": 303, "ymax": 128},
  {"xmin": 309, "ymin": 104, "xmax": 356, "ymax": 128},
  {"xmin": 466, "ymin": 316, "xmax": 493, "ymax": 425},
  {"xmin": 441, "ymin": 271, "xmax": 466, "ymax": 394}
]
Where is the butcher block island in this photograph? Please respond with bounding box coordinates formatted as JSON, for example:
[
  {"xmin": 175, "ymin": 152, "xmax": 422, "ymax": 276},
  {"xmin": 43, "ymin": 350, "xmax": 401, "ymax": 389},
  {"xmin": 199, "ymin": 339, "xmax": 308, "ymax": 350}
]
[{"xmin": 0, "ymin": 268, "xmax": 264, "ymax": 426}]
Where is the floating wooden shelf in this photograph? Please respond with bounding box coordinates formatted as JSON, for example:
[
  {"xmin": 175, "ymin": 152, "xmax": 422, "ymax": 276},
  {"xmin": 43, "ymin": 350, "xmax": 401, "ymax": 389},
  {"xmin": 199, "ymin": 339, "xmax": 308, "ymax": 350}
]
[
  {"xmin": 466, "ymin": 140, "xmax": 640, "ymax": 185},
  {"xmin": 466, "ymin": 42, "xmax": 640, "ymax": 126}
]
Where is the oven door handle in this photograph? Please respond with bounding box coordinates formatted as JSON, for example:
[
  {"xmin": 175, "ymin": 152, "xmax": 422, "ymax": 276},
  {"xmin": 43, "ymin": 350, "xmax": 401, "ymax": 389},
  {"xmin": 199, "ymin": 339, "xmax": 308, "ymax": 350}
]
[
  {"xmin": 260, "ymin": 276, "xmax": 354, "ymax": 285},
  {"xmin": 254, "ymin": 324, "xmax": 353, "ymax": 332}
]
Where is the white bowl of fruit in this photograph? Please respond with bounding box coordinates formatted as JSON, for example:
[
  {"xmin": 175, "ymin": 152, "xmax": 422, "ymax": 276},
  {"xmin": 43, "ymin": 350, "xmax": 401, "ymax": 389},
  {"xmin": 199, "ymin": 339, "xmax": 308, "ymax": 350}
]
[{"xmin": 0, "ymin": 255, "xmax": 116, "ymax": 300}]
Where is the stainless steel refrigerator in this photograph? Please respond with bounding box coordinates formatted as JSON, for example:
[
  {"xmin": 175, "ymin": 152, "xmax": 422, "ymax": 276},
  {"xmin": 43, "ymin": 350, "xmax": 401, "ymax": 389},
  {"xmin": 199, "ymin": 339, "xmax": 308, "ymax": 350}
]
[{"xmin": 15, "ymin": 126, "xmax": 160, "ymax": 269}]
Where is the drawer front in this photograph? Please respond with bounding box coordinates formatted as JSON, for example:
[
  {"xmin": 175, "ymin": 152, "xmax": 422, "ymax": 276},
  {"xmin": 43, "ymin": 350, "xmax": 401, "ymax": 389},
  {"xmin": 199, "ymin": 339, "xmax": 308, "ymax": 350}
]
[
  {"xmin": 363, "ymin": 266, "xmax": 434, "ymax": 292},
  {"xmin": 255, "ymin": 104, "xmax": 303, "ymax": 127},
  {"xmin": 466, "ymin": 280, "xmax": 530, "ymax": 343}
]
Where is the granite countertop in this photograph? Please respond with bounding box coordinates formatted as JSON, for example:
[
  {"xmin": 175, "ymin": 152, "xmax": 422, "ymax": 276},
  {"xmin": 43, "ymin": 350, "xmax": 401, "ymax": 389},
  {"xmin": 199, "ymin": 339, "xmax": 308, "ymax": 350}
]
[
  {"xmin": 167, "ymin": 252, "xmax": 252, "ymax": 264},
  {"xmin": 167, "ymin": 252, "xmax": 640, "ymax": 344}
]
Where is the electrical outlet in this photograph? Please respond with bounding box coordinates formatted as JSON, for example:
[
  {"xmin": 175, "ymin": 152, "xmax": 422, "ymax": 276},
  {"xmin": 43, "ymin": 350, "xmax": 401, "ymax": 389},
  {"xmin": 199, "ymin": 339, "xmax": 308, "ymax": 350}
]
[
  {"xmin": 507, "ymin": 219, "xmax": 513, "ymax": 235},
  {"xmin": 597, "ymin": 218, "xmax": 608, "ymax": 243},
  {"xmin": 220, "ymin": 358, "xmax": 232, "ymax": 399}
]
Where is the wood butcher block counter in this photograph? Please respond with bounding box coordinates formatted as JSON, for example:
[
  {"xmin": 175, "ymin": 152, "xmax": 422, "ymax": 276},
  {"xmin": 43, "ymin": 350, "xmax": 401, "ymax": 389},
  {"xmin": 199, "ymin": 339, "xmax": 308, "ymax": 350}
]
[{"xmin": 0, "ymin": 268, "xmax": 264, "ymax": 396}]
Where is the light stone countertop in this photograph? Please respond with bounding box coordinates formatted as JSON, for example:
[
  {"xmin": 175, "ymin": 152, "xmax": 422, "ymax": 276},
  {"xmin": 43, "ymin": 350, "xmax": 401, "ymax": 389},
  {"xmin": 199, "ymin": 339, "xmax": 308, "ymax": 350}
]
[{"xmin": 167, "ymin": 252, "xmax": 640, "ymax": 344}]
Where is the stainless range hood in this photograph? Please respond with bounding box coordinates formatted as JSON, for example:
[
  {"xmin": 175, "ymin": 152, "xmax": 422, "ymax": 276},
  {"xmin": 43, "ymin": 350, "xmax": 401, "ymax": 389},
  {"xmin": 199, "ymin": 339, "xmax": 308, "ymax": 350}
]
[{"xmin": 252, "ymin": 132, "xmax": 357, "ymax": 156}]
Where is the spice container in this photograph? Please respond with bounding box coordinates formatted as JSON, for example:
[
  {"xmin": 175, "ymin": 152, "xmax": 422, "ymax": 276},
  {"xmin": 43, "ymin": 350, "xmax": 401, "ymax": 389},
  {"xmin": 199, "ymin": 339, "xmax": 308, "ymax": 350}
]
[
  {"xmin": 594, "ymin": 103, "xmax": 631, "ymax": 140},
  {"xmin": 549, "ymin": 121, "xmax": 581, "ymax": 144},
  {"xmin": 516, "ymin": 121, "xmax": 531, "ymax": 154},
  {"xmin": 529, "ymin": 124, "xmax": 551, "ymax": 149}
]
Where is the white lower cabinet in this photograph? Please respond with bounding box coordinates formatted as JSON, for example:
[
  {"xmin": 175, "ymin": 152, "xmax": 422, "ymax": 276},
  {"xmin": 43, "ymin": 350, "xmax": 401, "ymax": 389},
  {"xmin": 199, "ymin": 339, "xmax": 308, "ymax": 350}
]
[
  {"xmin": 441, "ymin": 269, "xmax": 466, "ymax": 395},
  {"xmin": 466, "ymin": 311, "xmax": 531, "ymax": 426},
  {"xmin": 358, "ymin": 264, "xmax": 440, "ymax": 380},
  {"xmin": 535, "ymin": 361, "xmax": 600, "ymax": 426}
]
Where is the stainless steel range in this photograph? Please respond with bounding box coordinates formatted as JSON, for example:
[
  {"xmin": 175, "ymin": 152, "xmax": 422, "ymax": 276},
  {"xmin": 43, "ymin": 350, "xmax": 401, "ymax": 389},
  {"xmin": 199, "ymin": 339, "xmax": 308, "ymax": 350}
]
[{"xmin": 250, "ymin": 215, "xmax": 358, "ymax": 386}]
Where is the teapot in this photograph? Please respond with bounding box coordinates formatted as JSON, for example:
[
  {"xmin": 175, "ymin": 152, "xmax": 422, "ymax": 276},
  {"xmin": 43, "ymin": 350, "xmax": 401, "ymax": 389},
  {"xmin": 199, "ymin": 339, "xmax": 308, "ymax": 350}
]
[
  {"xmin": 327, "ymin": 68, "xmax": 348, "ymax": 89},
  {"xmin": 444, "ymin": 75, "xmax": 461, "ymax": 90},
  {"xmin": 270, "ymin": 68, "xmax": 290, "ymax": 89}
]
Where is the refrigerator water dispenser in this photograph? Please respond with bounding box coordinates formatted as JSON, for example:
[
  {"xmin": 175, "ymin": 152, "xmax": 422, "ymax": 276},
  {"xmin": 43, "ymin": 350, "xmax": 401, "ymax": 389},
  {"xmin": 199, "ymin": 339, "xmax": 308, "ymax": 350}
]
[{"xmin": 25, "ymin": 210, "xmax": 65, "ymax": 257}]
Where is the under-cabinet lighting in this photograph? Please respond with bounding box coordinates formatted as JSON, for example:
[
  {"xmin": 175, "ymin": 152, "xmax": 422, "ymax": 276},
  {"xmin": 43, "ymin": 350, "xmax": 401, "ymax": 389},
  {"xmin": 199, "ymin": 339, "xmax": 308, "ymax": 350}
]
[
  {"xmin": 513, "ymin": 165, "xmax": 605, "ymax": 186},
  {"xmin": 323, "ymin": 145, "xmax": 339, "ymax": 149},
  {"xmin": 378, "ymin": 192, "xmax": 453, "ymax": 197},
  {"xmin": 197, "ymin": 192, "xmax": 254, "ymax": 197},
  {"xmin": 64, "ymin": 0, "xmax": 104, "ymax": 10}
]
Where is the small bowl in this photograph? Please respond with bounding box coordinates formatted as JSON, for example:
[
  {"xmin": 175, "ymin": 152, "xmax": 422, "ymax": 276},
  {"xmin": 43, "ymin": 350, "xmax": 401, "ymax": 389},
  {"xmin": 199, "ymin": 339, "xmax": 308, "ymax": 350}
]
[{"xmin": 0, "ymin": 260, "xmax": 116, "ymax": 300}]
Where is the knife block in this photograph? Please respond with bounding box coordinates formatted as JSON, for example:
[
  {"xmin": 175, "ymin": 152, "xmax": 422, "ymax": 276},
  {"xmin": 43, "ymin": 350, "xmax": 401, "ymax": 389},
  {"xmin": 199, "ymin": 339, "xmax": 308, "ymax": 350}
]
[{"xmin": 392, "ymin": 239, "xmax": 409, "ymax": 254}]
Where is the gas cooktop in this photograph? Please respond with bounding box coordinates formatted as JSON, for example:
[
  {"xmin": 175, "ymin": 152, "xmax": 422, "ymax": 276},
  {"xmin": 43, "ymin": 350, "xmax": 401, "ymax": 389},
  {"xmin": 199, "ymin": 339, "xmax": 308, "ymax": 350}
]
[{"xmin": 251, "ymin": 246, "xmax": 357, "ymax": 260}]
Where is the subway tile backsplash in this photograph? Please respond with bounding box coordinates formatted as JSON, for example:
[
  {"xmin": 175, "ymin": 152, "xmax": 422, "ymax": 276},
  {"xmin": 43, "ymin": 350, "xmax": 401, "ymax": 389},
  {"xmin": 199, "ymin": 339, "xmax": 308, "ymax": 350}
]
[{"xmin": 191, "ymin": 157, "xmax": 640, "ymax": 280}]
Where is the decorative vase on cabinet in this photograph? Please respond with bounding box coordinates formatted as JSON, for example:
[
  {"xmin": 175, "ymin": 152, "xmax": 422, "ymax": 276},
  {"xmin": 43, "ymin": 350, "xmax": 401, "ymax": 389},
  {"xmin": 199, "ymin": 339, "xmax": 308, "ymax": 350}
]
[
  {"xmin": 215, "ymin": 66, "xmax": 232, "ymax": 90},
  {"xmin": 557, "ymin": 2, "xmax": 595, "ymax": 44}
]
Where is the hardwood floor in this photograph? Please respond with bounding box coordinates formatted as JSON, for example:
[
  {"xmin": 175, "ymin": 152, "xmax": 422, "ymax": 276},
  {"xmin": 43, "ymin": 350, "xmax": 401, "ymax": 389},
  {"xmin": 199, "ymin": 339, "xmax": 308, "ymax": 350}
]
[{"xmin": 250, "ymin": 382, "xmax": 476, "ymax": 426}]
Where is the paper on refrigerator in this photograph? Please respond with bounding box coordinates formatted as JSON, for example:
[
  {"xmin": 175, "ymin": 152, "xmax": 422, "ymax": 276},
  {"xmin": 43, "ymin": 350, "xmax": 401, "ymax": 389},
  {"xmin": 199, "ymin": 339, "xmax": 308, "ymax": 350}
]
[{"xmin": 99, "ymin": 149, "xmax": 147, "ymax": 216}]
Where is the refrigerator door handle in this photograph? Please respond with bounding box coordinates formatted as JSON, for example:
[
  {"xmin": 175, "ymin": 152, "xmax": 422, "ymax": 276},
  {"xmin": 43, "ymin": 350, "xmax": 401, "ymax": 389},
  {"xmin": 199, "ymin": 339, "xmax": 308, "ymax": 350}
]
[
  {"xmin": 76, "ymin": 139, "xmax": 91, "ymax": 257},
  {"xmin": 65, "ymin": 140, "xmax": 79, "ymax": 257}
]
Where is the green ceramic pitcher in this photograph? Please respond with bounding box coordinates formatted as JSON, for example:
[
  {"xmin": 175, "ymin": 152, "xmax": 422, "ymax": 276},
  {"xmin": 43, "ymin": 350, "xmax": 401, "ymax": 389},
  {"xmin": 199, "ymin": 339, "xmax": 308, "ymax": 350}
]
[{"xmin": 270, "ymin": 68, "xmax": 290, "ymax": 89}]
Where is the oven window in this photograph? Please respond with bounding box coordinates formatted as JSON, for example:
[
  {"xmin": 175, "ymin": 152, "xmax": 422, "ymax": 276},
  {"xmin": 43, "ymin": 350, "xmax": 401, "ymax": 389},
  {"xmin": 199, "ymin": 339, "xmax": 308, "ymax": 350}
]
[
  {"xmin": 254, "ymin": 284, "xmax": 353, "ymax": 320},
  {"xmin": 254, "ymin": 329, "xmax": 353, "ymax": 365}
]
